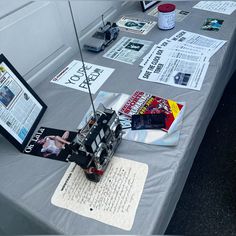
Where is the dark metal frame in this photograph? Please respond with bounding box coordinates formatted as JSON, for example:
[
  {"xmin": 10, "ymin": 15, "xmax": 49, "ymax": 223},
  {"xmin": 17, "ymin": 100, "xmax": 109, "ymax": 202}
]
[{"xmin": 0, "ymin": 54, "xmax": 47, "ymax": 152}]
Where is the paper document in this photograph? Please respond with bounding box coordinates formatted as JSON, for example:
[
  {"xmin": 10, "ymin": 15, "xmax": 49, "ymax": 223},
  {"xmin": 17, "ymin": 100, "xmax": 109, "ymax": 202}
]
[
  {"xmin": 193, "ymin": 1, "xmax": 236, "ymax": 15},
  {"xmin": 103, "ymin": 37, "xmax": 152, "ymax": 64},
  {"xmin": 170, "ymin": 30, "xmax": 226, "ymax": 57},
  {"xmin": 51, "ymin": 157, "xmax": 148, "ymax": 230},
  {"xmin": 51, "ymin": 60, "xmax": 114, "ymax": 94},
  {"xmin": 138, "ymin": 30, "xmax": 226, "ymax": 90},
  {"xmin": 116, "ymin": 16, "xmax": 157, "ymax": 35},
  {"xmin": 139, "ymin": 52, "xmax": 209, "ymax": 90}
]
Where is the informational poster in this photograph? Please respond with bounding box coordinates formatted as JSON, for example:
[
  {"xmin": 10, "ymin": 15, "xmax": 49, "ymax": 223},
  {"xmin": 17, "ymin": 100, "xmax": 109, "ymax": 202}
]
[
  {"xmin": 139, "ymin": 50, "xmax": 209, "ymax": 90},
  {"xmin": 103, "ymin": 37, "xmax": 153, "ymax": 64},
  {"xmin": 51, "ymin": 157, "xmax": 148, "ymax": 230},
  {"xmin": 116, "ymin": 16, "xmax": 157, "ymax": 35},
  {"xmin": 0, "ymin": 62, "xmax": 43, "ymax": 145},
  {"xmin": 193, "ymin": 1, "xmax": 236, "ymax": 15},
  {"xmin": 51, "ymin": 60, "xmax": 114, "ymax": 94}
]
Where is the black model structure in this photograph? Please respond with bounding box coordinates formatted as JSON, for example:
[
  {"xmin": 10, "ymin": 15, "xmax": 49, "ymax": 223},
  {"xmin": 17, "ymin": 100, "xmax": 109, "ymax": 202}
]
[
  {"xmin": 68, "ymin": 104, "xmax": 122, "ymax": 182},
  {"xmin": 84, "ymin": 15, "xmax": 119, "ymax": 52},
  {"xmin": 68, "ymin": 2, "xmax": 122, "ymax": 182}
]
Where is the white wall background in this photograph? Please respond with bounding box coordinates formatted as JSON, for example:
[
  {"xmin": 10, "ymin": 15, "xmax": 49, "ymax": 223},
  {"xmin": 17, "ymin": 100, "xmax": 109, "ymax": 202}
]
[{"xmin": 0, "ymin": 0, "xmax": 125, "ymax": 86}]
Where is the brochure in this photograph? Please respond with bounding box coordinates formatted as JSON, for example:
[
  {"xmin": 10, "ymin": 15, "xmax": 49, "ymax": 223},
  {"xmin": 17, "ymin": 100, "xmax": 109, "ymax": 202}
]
[
  {"xmin": 119, "ymin": 90, "xmax": 184, "ymax": 132},
  {"xmin": 24, "ymin": 127, "xmax": 77, "ymax": 162}
]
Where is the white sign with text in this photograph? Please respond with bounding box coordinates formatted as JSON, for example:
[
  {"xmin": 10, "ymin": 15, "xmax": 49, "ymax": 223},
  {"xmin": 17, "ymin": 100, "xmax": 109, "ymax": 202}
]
[{"xmin": 51, "ymin": 60, "xmax": 114, "ymax": 94}]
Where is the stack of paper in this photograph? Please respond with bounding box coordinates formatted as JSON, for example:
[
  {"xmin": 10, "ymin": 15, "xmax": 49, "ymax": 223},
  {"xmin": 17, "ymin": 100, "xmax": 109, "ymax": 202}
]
[
  {"xmin": 193, "ymin": 1, "xmax": 236, "ymax": 15},
  {"xmin": 138, "ymin": 30, "xmax": 226, "ymax": 90}
]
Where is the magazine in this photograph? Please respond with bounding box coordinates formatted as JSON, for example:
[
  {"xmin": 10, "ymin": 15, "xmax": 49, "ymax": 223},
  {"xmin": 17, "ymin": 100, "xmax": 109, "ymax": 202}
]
[
  {"xmin": 24, "ymin": 127, "xmax": 77, "ymax": 162},
  {"xmin": 119, "ymin": 90, "xmax": 184, "ymax": 132}
]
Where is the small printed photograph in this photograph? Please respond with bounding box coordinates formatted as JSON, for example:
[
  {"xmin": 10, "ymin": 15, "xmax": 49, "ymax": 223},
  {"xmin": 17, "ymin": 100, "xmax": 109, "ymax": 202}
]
[
  {"xmin": 124, "ymin": 21, "xmax": 145, "ymax": 30},
  {"xmin": 174, "ymin": 72, "xmax": 191, "ymax": 86},
  {"xmin": 179, "ymin": 10, "xmax": 190, "ymax": 16},
  {"xmin": 202, "ymin": 18, "xmax": 224, "ymax": 31},
  {"xmin": 125, "ymin": 42, "xmax": 144, "ymax": 51},
  {"xmin": 0, "ymin": 85, "xmax": 15, "ymax": 107},
  {"xmin": 24, "ymin": 127, "xmax": 77, "ymax": 162},
  {"xmin": 18, "ymin": 127, "xmax": 28, "ymax": 141}
]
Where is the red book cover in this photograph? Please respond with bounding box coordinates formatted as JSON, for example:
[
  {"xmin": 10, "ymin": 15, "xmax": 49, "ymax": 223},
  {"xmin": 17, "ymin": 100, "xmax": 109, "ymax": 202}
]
[{"xmin": 119, "ymin": 90, "xmax": 183, "ymax": 132}]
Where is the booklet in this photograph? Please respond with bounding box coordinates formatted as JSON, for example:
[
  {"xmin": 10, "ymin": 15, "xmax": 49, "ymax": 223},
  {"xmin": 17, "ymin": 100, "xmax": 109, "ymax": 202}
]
[
  {"xmin": 24, "ymin": 127, "xmax": 77, "ymax": 162},
  {"xmin": 119, "ymin": 90, "xmax": 184, "ymax": 132}
]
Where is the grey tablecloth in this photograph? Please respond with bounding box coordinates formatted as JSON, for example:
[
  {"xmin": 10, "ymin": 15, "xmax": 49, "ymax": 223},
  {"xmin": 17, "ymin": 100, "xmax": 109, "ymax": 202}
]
[{"xmin": 0, "ymin": 1, "xmax": 236, "ymax": 234}]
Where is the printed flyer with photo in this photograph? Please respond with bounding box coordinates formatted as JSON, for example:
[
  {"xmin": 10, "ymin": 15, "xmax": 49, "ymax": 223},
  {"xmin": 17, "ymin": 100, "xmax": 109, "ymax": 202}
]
[
  {"xmin": 116, "ymin": 16, "xmax": 157, "ymax": 35},
  {"xmin": 103, "ymin": 37, "xmax": 153, "ymax": 64}
]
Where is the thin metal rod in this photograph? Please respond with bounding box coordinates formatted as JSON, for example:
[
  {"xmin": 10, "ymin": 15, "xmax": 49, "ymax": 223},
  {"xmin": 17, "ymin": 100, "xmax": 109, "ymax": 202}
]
[{"xmin": 68, "ymin": 0, "xmax": 97, "ymax": 119}]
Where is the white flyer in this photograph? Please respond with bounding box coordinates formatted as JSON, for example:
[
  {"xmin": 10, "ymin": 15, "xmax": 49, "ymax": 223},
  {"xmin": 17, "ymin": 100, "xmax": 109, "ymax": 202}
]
[
  {"xmin": 139, "ymin": 50, "xmax": 209, "ymax": 90},
  {"xmin": 158, "ymin": 39, "xmax": 209, "ymax": 54},
  {"xmin": 193, "ymin": 1, "xmax": 236, "ymax": 15},
  {"xmin": 103, "ymin": 37, "xmax": 153, "ymax": 64},
  {"xmin": 116, "ymin": 16, "xmax": 157, "ymax": 35},
  {"xmin": 51, "ymin": 60, "xmax": 114, "ymax": 94},
  {"xmin": 51, "ymin": 157, "xmax": 148, "ymax": 231},
  {"xmin": 140, "ymin": 38, "xmax": 210, "ymax": 67},
  {"xmin": 140, "ymin": 41, "xmax": 210, "ymax": 68},
  {"xmin": 170, "ymin": 30, "xmax": 227, "ymax": 57}
]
